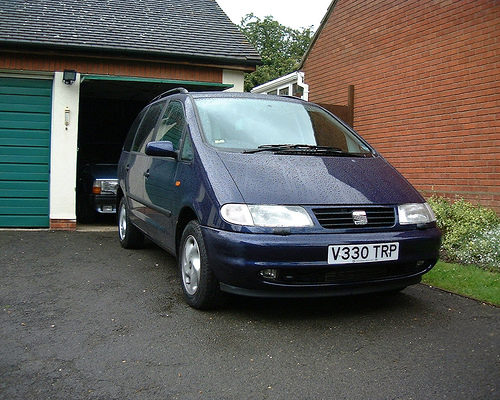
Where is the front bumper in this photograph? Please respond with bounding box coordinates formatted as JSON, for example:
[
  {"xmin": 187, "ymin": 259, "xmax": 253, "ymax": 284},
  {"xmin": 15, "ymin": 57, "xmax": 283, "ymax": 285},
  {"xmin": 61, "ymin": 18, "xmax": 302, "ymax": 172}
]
[
  {"xmin": 201, "ymin": 226, "xmax": 441, "ymax": 297},
  {"xmin": 90, "ymin": 194, "xmax": 117, "ymax": 214}
]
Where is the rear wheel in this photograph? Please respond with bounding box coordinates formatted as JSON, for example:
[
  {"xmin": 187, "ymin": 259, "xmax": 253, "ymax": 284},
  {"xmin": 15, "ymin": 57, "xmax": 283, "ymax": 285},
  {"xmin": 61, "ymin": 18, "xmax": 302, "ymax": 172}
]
[
  {"xmin": 118, "ymin": 197, "xmax": 144, "ymax": 249},
  {"xmin": 179, "ymin": 220, "xmax": 220, "ymax": 309}
]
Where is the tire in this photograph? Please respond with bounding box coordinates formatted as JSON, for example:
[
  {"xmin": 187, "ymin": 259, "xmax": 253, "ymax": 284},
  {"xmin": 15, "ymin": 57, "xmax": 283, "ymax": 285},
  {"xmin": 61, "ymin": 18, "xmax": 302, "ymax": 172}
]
[
  {"xmin": 179, "ymin": 220, "xmax": 221, "ymax": 309},
  {"xmin": 118, "ymin": 197, "xmax": 144, "ymax": 249}
]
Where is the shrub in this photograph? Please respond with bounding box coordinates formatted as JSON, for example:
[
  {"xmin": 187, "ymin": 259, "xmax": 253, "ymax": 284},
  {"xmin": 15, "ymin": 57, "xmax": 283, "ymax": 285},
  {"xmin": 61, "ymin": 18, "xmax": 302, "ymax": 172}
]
[
  {"xmin": 454, "ymin": 226, "xmax": 500, "ymax": 271},
  {"xmin": 427, "ymin": 196, "xmax": 500, "ymax": 270}
]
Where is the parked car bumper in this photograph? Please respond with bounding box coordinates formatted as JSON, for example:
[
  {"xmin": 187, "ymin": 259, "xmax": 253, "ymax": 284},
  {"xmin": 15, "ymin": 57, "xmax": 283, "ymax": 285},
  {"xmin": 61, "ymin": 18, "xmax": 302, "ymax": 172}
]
[
  {"xmin": 89, "ymin": 194, "xmax": 117, "ymax": 214},
  {"xmin": 201, "ymin": 226, "xmax": 441, "ymax": 297}
]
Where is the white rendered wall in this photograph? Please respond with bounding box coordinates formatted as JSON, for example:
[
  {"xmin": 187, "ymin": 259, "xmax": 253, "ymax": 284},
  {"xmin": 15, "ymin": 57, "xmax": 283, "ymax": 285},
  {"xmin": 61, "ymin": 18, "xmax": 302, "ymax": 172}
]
[
  {"xmin": 222, "ymin": 69, "xmax": 245, "ymax": 92},
  {"xmin": 49, "ymin": 72, "xmax": 80, "ymax": 220}
]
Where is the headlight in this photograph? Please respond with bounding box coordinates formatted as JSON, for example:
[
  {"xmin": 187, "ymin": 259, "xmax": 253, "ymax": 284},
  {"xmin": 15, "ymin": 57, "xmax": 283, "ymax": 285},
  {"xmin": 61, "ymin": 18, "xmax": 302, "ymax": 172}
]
[
  {"xmin": 398, "ymin": 203, "xmax": 436, "ymax": 225},
  {"xmin": 221, "ymin": 204, "xmax": 313, "ymax": 227},
  {"xmin": 92, "ymin": 179, "xmax": 119, "ymax": 195}
]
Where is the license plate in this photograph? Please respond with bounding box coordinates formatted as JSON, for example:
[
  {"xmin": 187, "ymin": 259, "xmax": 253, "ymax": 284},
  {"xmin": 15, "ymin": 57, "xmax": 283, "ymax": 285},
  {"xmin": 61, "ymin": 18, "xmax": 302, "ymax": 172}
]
[{"xmin": 328, "ymin": 242, "xmax": 399, "ymax": 264}]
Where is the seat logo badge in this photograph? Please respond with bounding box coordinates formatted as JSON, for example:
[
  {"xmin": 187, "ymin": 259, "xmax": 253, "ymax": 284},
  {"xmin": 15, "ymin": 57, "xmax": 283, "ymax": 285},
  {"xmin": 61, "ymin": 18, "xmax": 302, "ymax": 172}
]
[{"xmin": 352, "ymin": 210, "xmax": 368, "ymax": 225}]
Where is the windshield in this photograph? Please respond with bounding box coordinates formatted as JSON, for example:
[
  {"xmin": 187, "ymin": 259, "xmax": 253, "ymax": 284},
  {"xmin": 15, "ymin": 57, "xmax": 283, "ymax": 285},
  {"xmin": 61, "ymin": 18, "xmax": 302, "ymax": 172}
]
[{"xmin": 194, "ymin": 97, "xmax": 373, "ymax": 155}]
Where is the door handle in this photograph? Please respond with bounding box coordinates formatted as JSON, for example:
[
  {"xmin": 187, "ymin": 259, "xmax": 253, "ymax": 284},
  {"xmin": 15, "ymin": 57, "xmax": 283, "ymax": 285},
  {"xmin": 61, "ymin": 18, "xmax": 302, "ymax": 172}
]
[
  {"xmin": 143, "ymin": 170, "xmax": 150, "ymax": 178},
  {"xmin": 125, "ymin": 164, "xmax": 130, "ymax": 171}
]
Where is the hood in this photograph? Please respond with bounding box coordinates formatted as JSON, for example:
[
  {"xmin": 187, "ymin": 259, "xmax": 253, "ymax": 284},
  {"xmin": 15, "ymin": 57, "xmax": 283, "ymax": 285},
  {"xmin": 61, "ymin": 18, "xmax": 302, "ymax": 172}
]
[{"xmin": 217, "ymin": 152, "xmax": 423, "ymax": 205}]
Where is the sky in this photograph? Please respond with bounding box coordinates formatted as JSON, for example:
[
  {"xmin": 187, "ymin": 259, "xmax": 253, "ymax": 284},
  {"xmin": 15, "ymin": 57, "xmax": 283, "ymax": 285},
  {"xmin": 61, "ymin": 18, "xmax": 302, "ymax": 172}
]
[{"xmin": 215, "ymin": 0, "xmax": 333, "ymax": 30}]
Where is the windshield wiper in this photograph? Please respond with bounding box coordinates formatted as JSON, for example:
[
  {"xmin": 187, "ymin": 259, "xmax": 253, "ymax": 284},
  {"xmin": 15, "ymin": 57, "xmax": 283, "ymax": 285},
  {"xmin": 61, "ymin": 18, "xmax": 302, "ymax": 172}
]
[
  {"xmin": 243, "ymin": 144, "xmax": 293, "ymax": 154},
  {"xmin": 243, "ymin": 144, "xmax": 369, "ymax": 157}
]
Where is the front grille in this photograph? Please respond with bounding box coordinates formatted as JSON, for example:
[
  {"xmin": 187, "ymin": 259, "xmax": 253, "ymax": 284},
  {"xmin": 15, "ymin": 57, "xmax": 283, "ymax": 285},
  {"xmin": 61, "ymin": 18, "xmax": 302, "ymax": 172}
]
[
  {"xmin": 312, "ymin": 206, "xmax": 395, "ymax": 229},
  {"xmin": 272, "ymin": 261, "xmax": 431, "ymax": 285}
]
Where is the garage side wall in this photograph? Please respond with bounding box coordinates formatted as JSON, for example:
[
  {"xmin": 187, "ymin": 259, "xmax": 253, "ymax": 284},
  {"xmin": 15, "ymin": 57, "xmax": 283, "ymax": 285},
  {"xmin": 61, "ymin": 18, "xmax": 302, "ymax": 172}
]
[
  {"xmin": 49, "ymin": 72, "xmax": 80, "ymax": 229},
  {"xmin": 222, "ymin": 70, "xmax": 245, "ymax": 92},
  {"xmin": 303, "ymin": 0, "xmax": 500, "ymax": 211}
]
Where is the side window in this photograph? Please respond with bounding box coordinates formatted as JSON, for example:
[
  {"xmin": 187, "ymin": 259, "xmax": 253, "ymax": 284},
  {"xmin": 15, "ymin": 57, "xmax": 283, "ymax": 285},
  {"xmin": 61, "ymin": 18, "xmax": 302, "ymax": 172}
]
[
  {"xmin": 181, "ymin": 133, "xmax": 194, "ymax": 161},
  {"xmin": 123, "ymin": 108, "xmax": 146, "ymax": 152},
  {"xmin": 131, "ymin": 102, "xmax": 164, "ymax": 153},
  {"xmin": 153, "ymin": 101, "xmax": 186, "ymax": 150}
]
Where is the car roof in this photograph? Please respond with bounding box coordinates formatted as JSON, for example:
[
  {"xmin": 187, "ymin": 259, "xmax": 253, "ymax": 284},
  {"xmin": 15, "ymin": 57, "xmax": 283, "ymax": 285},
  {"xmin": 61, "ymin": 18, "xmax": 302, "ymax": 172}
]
[
  {"xmin": 150, "ymin": 88, "xmax": 307, "ymax": 105},
  {"xmin": 189, "ymin": 91, "xmax": 293, "ymax": 100}
]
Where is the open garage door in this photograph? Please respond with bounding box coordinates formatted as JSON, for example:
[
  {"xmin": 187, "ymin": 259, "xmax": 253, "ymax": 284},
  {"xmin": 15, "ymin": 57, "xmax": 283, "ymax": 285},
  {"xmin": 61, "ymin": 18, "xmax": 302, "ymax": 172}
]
[
  {"xmin": 76, "ymin": 75, "xmax": 232, "ymax": 223},
  {"xmin": 0, "ymin": 77, "xmax": 52, "ymax": 227}
]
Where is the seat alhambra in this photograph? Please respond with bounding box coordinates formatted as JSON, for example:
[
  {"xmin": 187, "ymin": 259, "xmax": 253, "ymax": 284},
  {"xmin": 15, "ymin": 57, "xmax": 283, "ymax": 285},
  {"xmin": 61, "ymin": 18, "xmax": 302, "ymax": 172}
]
[{"xmin": 117, "ymin": 89, "xmax": 441, "ymax": 309}]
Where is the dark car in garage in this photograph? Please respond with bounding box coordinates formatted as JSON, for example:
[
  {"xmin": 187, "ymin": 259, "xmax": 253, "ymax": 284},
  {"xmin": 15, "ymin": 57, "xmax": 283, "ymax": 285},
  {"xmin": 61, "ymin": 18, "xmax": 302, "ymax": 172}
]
[{"xmin": 77, "ymin": 163, "xmax": 118, "ymax": 222}]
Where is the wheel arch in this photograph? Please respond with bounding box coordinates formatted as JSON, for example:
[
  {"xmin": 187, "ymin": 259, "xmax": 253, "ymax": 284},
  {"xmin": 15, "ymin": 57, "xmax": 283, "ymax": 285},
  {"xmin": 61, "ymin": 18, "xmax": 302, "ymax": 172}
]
[
  {"xmin": 176, "ymin": 206, "xmax": 198, "ymax": 254},
  {"xmin": 116, "ymin": 186, "xmax": 124, "ymax": 211}
]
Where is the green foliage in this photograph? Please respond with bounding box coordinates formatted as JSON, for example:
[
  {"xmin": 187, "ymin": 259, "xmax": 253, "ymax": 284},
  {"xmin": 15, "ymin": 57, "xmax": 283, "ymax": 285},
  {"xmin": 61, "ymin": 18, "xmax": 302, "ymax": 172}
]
[
  {"xmin": 427, "ymin": 196, "xmax": 500, "ymax": 270},
  {"xmin": 239, "ymin": 13, "xmax": 314, "ymax": 91},
  {"xmin": 454, "ymin": 227, "xmax": 500, "ymax": 269}
]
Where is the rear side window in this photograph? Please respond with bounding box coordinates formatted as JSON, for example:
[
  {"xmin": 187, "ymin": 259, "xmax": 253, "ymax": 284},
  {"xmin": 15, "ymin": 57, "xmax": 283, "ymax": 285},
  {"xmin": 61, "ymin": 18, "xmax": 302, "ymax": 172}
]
[
  {"xmin": 123, "ymin": 108, "xmax": 146, "ymax": 152},
  {"xmin": 131, "ymin": 102, "xmax": 164, "ymax": 153},
  {"xmin": 153, "ymin": 101, "xmax": 186, "ymax": 150}
]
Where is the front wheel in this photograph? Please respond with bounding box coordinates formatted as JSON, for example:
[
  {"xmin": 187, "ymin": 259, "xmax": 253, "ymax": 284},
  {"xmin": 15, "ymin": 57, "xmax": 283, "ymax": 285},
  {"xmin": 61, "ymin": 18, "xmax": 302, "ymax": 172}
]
[
  {"xmin": 179, "ymin": 220, "xmax": 220, "ymax": 309},
  {"xmin": 118, "ymin": 197, "xmax": 144, "ymax": 249}
]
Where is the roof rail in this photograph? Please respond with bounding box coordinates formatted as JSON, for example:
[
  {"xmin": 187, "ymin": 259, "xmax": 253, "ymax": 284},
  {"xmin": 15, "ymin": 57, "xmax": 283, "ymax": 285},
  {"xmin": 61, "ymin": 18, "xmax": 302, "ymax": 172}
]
[{"xmin": 151, "ymin": 87, "xmax": 188, "ymax": 102}]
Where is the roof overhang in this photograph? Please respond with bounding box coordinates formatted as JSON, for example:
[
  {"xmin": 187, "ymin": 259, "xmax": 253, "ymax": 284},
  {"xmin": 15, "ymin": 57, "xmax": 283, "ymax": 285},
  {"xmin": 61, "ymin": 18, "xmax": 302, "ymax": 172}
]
[
  {"xmin": 0, "ymin": 40, "xmax": 261, "ymax": 71},
  {"xmin": 250, "ymin": 71, "xmax": 305, "ymax": 93}
]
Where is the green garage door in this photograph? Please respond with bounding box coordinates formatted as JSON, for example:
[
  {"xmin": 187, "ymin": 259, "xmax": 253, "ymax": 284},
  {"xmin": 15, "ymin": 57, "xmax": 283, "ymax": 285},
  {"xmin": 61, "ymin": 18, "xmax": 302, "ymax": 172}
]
[{"xmin": 0, "ymin": 77, "xmax": 52, "ymax": 227}]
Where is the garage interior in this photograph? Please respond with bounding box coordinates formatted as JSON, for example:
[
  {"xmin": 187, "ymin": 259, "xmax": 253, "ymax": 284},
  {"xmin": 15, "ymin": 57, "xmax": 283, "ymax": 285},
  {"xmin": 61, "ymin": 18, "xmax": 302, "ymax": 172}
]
[{"xmin": 76, "ymin": 76, "xmax": 232, "ymax": 224}]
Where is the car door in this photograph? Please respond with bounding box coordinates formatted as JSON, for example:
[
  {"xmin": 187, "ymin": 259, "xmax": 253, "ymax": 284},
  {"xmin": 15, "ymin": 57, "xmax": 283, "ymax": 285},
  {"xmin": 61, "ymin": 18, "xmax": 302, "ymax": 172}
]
[
  {"xmin": 126, "ymin": 101, "xmax": 165, "ymax": 231},
  {"xmin": 143, "ymin": 100, "xmax": 187, "ymax": 250}
]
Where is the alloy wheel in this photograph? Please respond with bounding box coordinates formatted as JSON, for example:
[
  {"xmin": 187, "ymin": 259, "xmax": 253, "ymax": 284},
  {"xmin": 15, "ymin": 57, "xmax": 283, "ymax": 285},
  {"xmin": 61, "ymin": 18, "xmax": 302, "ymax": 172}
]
[{"xmin": 181, "ymin": 235, "xmax": 201, "ymax": 295}]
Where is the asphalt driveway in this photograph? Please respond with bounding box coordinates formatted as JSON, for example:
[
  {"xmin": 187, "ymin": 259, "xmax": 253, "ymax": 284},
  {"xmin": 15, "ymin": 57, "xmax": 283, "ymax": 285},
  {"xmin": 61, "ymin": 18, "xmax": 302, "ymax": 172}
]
[{"xmin": 1, "ymin": 230, "xmax": 498, "ymax": 400}]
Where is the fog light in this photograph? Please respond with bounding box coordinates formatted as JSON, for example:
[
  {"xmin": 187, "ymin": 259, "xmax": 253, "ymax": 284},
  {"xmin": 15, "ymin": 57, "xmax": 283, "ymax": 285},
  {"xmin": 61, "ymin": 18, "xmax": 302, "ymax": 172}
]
[
  {"xmin": 260, "ymin": 269, "xmax": 278, "ymax": 280},
  {"xmin": 416, "ymin": 260, "xmax": 426, "ymax": 267}
]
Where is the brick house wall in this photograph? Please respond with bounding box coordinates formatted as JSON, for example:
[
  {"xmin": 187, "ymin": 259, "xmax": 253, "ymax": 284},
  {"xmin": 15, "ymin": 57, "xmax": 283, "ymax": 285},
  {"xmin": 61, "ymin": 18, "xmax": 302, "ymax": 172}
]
[{"xmin": 302, "ymin": 0, "xmax": 499, "ymax": 211}]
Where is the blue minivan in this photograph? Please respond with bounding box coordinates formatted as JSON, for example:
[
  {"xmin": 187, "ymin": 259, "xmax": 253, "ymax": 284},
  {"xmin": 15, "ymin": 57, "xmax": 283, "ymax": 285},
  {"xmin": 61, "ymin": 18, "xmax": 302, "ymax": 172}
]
[{"xmin": 117, "ymin": 89, "xmax": 441, "ymax": 309}]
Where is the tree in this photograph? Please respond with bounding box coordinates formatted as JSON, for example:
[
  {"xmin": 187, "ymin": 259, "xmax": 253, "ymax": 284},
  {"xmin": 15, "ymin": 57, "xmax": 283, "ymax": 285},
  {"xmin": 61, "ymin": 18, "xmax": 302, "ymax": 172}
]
[{"xmin": 239, "ymin": 13, "xmax": 314, "ymax": 92}]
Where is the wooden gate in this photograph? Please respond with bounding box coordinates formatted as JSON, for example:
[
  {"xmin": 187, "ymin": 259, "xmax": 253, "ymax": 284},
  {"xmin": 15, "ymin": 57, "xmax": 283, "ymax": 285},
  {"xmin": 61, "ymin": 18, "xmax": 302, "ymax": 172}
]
[{"xmin": 316, "ymin": 85, "xmax": 354, "ymax": 127}]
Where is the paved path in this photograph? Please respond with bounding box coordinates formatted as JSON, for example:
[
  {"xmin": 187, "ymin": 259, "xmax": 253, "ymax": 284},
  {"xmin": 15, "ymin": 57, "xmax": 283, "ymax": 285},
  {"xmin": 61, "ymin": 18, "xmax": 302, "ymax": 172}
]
[{"xmin": 1, "ymin": 231, "xmax": 498, "ymax": 399}]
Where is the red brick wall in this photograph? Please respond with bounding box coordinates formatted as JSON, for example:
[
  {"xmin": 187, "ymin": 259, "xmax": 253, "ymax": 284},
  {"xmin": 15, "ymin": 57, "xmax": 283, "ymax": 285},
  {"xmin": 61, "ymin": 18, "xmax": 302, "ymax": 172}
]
[
  {"xmin": 50, "ymin": 219, "xmax": 77, "ymax": 231},
  {"xmin": 303, "ymin": 0, "xmax": 500, "ymax": 211},
  {"xmin": 0, "ymin": 52, "xmax": 223, "ymax": 82}
]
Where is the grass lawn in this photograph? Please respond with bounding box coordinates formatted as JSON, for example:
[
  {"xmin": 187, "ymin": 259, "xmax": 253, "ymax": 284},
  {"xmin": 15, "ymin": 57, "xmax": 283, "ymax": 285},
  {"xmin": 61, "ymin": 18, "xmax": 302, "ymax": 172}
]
[{"xmin": 422, "ymin": 260, "xmax": 500, "ymax": 306}]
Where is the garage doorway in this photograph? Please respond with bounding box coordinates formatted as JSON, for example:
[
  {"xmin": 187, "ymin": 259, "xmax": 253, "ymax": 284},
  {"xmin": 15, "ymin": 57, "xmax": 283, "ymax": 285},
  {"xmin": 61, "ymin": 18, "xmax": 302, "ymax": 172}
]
[{"xmin": 76, "ymin": 75, "xmax": 232, "ymax": 225}]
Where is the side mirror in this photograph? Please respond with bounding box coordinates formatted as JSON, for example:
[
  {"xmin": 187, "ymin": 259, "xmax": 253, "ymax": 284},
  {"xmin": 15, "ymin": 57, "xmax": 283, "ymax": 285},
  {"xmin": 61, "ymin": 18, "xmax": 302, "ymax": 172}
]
[{"xmin": 145, "ymin": 141, "xmax": 177, "ymax": 158}]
